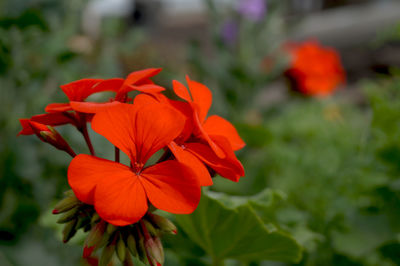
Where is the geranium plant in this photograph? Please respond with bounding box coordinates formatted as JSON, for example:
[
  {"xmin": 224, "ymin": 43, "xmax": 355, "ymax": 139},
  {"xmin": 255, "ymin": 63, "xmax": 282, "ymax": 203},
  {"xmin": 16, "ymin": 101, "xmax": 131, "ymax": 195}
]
[{"xmin": 18, "ymin": 68, "xmax": 247, "ymax": 265}]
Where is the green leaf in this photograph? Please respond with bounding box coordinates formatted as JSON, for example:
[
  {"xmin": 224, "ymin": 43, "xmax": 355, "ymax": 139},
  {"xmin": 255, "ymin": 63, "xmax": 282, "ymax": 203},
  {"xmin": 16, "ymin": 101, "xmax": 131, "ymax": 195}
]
[{"xmin": 176, "ymin": 192, "xmax": 302, "ymax": 263}]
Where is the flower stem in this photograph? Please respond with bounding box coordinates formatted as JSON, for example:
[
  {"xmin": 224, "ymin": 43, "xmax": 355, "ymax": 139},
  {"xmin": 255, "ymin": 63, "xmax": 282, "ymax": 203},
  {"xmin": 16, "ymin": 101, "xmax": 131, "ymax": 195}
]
[
  {"xmin": 115, "ymin": 147, "xmax": 120, "ymax": 162},
  {"xmin": 81, "ymin": 121, "xmax": 95, "ymax": 156},
  {"xmin": 66, "ymin": 147, "xmax": 77, "ymax": 158}
]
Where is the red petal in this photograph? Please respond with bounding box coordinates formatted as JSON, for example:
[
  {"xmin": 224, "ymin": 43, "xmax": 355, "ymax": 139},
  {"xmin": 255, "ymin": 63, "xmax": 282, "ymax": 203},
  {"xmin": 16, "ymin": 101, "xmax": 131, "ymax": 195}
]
[
  {"xmin": 124, "ymin": 68, "xmax": 162, "ymax": 85},
  {"xmin": 93, "ymin": 78, "xmax": 124, "ymax": 93},
  {"xmin": 94, "ymin": 168, "xmax": 148, "ymax": 226},
  {"xmin": 203, "ymin": 115, "xmax": 245, "ymax": 151},
  {"xmin": 186, "ymin": 76, "xmax": 212, "ymax": 123},
  {"xmin": 68, "ymin": 154, "xmax": 127, "ymax": 204},
  {"xmin": 140, "ymin": 160, "xmax": 201, "ymax": 214},
  {"xmin": 129, "ymin": 84, "xmax": 165, "ymax": 93},
  {"xmin": 28, "ymin": 120, "xmax": 49, "ymax": 133},
  {"xmin": 18, "ymin": 113, "xmax": 76, "ymax": 135},
  {"xmin": 60, "ymin": 79, "xmax": 103, "ymax": 101},
  {"xmin": 133, "ymin": 93, "xmax": 161, "ymax": 106},
  {"xmin": 172, "ymin": 80, "xmax": 192, "ymax": 102},
  {"xmin": 70, "ymin": 101, "xmax": 121, "ymax": 114},
  {"xmin": 91, "ymin": 103, "xmax": 137, "ymax": 161},
  {"xmin": 18, "ymin": 119, "xmax": 34, "ymax": 135},
  {"xmin": 133, "ymin": 103, "xmax": 186, "ymax": 163},
  {"xmin": 116, "ymin": 84, "xmax": 165, "ymax": 100},
  {"xmin": 193, "ymin": 112, "xmax": 225, "ymax": 158},
  {"xmin": 186, "ymin": 138, "xmax": 244, "ymax": 182},
  {"xmin": 91, "ymin": 103, "xmax": 185, "ymax": 164},
  {"xmin": 168, "ymin": 100, "xmax": 194, "ymax": 142},
  {"xmin": 45, "ymin": 103, "xmax": 72, "ymax": 113},
  {"xmin": 169, "ymin": 142, "xmax": 212, "ymax": 186}
]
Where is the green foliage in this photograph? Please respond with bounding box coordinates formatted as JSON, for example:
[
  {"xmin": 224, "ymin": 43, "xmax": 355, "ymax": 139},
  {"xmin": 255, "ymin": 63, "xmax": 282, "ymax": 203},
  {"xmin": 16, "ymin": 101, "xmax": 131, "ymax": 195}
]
[{"xmin": 176, "ymin": 191, "xmax": 302, "ymax": 264}]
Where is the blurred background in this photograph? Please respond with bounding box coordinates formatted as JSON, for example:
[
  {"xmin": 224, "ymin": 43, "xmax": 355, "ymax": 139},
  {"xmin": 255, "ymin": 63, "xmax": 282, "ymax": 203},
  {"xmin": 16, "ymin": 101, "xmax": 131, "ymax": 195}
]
[{"xmin": 1, "ymin": 0, "xmax": 400, "ymax": 265}]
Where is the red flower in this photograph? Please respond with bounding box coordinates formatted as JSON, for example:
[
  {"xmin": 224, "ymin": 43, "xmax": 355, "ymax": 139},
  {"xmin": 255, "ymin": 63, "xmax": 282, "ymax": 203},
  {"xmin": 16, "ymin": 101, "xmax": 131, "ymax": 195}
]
[
  {"xmin": 68, "ymin": 102, "xmax": 201, "ymax": 226},
  {"xmin": 286, "ymin": 40, "xmax": 345, "ymax": 97},
  {"xmin": 172, "ymin": 76, "xmax": 245, "ymax": 153},
  {"xmin": 136, "ymin": 77, "xmax": 245, "ymax": 183}
]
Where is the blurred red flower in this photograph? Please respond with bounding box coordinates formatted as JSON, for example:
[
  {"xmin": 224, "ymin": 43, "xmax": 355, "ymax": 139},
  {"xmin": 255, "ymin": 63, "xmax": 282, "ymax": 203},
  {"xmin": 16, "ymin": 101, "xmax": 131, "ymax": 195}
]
[{"xmin": 286, "ymin": 41, "xmax": 346, "ymax": 97}]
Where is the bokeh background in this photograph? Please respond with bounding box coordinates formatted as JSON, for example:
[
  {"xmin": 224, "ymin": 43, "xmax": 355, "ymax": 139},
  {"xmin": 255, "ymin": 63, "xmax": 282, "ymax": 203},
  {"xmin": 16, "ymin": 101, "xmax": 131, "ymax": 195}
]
[{"xmin": 1, "ymin": 0, "xmax": 400, "ymax": 265}]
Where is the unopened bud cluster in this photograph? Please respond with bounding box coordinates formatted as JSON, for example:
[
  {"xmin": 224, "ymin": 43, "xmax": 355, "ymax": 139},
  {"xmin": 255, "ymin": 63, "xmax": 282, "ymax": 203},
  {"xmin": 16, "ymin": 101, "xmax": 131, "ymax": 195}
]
[{"xmin": 53, "ymin": 191, "xmax": 177, "ymax": 266}]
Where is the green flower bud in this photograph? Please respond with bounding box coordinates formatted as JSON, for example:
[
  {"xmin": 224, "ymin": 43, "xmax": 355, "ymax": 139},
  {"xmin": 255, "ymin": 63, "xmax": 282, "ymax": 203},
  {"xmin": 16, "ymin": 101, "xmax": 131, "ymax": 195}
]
[
  {"xmin": 126, "ymin": 234, "xmax": 138, "ymax": 257},
  {"xmin": 116, "ymin": 233, "xmax": 126, "ymax": 262},
  {"xmin": 62, "ymin": 219, "xmax": 77, "ymax": 243},
  {"xmin": 99, "ymin": 237, "xmax": 116, "ymax": 266},
  {"xmin": 147, "ymin": 213, "xmax": 177, "ymax": 235},
  {"xmin": 56, "ymin": 207, "xmax": 78, "ymax": 224},
  {"xmin": 53, "ymin": 195, "xmax": 79, "ymax": 214},
  {"xmin": 86, "ymin": 220, "xmax": 106, "ymax": 248}
]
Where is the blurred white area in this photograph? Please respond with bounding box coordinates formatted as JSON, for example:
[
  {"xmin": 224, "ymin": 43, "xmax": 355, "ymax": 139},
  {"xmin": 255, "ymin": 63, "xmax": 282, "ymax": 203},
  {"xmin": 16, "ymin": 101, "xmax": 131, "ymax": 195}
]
[
  {"xmin": 159, "ymin": 0, "xmax": 236, "ymax": 14},
  {"xmin": 82, "ymin": 0, "xmax": 238, "ymax": 36},
  {"xmin": 82, "ymin": 0, "xmax": 135, "ymax": 37}
]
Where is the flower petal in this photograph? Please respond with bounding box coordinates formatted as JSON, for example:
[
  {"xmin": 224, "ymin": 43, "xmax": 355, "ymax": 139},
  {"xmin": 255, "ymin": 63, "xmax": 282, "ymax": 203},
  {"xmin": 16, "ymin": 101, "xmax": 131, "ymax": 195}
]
[
  {"xmin": 18, "ymin": 113, "xmax": 76, "ymax": 135},
  {"xmin": 45, "ymin": 103, "xmax": 72, "ymax": 113},
  {"xmin": 70, "ymin": 101, "xmax": 121, "ymax": 114},
  {"xmin": 140, "ymin": 160, "xmax": 201, "ymax": 214},
  {"xmin": 125, "ymin": 68, "xmax": 162, "ymax": 85},
  {"xmin": 92, "ymin": 103, "xmax": 185, "ymax": 164},
  {"xmin": 133, "ymin": 93, "xmax": 162, "ymax": 106},
  {"xmin": 186, "ymin": 138, "xmax": 244, "ymax": 182},
  {"xmin": 61, "ymin": 79, "xmax": 104, "ymax": 101},
  {"xmin": 173, "ymin": 80, "xmax": 192, "ymax": 102},
  {"xmin": 169, "ymin": 142, "xmax": 212, "ymax": 186},
  {"xmin": 186, "ymin": 76, "xmax": 212, "ymax": 123},
  {"xmin": 193, "ymin": 112, "xmax": 226, "ymax": 158},
  {"xmin": 116, "ymin": 84, "xmax": 165, "ymax": 100},
  {"xmin": 132, "ymin": 103, "xmax": 185, "ymax": 163},
  {"xmin": 94, "ymin": 168, "xmax": 147, "ymax": 226},
  {"xmin": 91, "ymin": 103, "xmax": 137, "ymax": 161},
  {"xmin": 93, "ymin": 78, "xmax": 124, "ymax": 93},
  {"xmin": 203, "ymin": 115, "xmax": 245, "ymax": 151},
  {"xmin": 67, "ymin": 154, "xmax": 132, "ymax": 204}
]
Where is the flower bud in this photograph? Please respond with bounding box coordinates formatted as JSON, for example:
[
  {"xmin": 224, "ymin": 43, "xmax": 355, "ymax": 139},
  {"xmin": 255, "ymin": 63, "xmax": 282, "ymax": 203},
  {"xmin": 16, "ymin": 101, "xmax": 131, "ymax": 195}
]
[
  {"xmin": 145, "ymin": 236, "xmax": 164, "ymax": 265},
  {"xmin": 136, "ymin": 230, "xmax": 147, "ymax": 262},
  {"xmin": 123, "ymin": 249, "xmax": 134, "ymax": 266},
  {"xmin": 86, "ymin": 220, "xmax": 106, "ymax": 248},
  {"xmin": 53, "ymin": 194, "xmax": 79, "ymax": 214},
  {"xmin": 143, "ymin": 219, "xmax": 158, "ymax": 237},
  {"xmin": 106, "ymin": 223, "xmax": 117, "ymax": 235},
  {"xmin": 56, "ymin": 207, "xmax": 78, "ymax": 224},
  {"xmin": 99, "ymin": 239, "xmax": 116, "ymax": 266},
  {"xmin": 63, "ymin": 219, "xmax": 77, "ymax": 243},
  {"xmin": 91, "ymin": 212, "xmax": 100, "ymax": 224},
  {"xmin": 147, "ymin": 213, "xmax": 177, "ymax": 235},
  {"xmin": 126, "ymin": 234, "xmax": 138, "ymax": 257},
  {"xmin": 21, "ymin": 120, "xmax": 76, "ymax": 157},
  {"xmin": 116, "ymin": 233, "xmax": 126, "ymax": 262}
]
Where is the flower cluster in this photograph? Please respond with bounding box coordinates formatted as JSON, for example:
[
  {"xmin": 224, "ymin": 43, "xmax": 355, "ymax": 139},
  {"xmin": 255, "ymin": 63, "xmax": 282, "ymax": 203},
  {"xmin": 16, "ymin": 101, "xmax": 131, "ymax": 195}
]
[
  {"xmin": 285, "ymin": 41, "xmax": 346, "ymax": 97},
  {"xmin": 18, "ymin": 68, "xmax": 245, "ymax": 265}
]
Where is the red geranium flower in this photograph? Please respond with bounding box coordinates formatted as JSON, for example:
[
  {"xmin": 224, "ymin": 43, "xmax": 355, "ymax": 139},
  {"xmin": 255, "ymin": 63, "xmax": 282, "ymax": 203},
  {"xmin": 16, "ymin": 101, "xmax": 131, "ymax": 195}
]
[
  {"xmin": 134, "ymin": 77, "xmax": 245, "ymax": 183},
  {"xmin": 286, "ymin": 40, "xmax": 345, "ymax": 97},
  {"xmin": 68, "ymin": 102, "xmax": 201, "ymax": 226}
]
